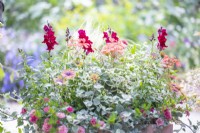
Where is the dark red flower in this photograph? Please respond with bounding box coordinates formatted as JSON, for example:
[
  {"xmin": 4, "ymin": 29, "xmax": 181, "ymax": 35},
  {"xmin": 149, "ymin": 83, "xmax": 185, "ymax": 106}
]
[
  {"xmin": 78, "ymin": 29, "xmax": 94, "ymax": 55},
  {"xmin": 42, "ymin": 23, "xmax": 58, "ymax": 52},
  {"xmin": 185, "ymin": 110, "xmax": 190, "ymax": 117},
  {"xmin": 103, "ymin": 31, "xmax": 119, "ymax": 43},
  {"xmin": 157, "ymin": 27, "xmax": 168, "ymax": 51}
]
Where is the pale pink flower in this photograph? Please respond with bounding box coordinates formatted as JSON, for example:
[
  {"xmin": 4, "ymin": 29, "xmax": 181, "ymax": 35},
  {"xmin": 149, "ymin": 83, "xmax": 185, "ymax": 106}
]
[
  {"xmin": 90, "ymin": 117, "xmax": 97, "ymax": 126},
  {"xmin": 30, "ymin": 109, "xmax": 36, "ymax": 117},
  {"xmin": 57, "ymin": 112, "xmax": 66, "ymax": 119},
  {"xmin": 101, "ymin": 40, "xmax": 127, "ymax": 58},
  {"xmin": 42, "ymin": 118, "xmax": 52, "ymax": 133},
  {"xmin": 66, "ymin": 106, "xmax": 74, "ymax": 113},
  {"xmin": 43, "ymin": 107, "xmax": 50, "ymax": 113},
  {"xmin": 99, "ymin": 121, "xmax": 106, "ymax": 129},
  {"xmin": 156, "ymin": 118, "xmax": 164, "ymax": 126},
  {"xmin": 44, "ymin": 98, "xmax": 49, "ymax": 102},
  {"xmin": 57, "ymin": 125, "xmax": 68, "ymax": 133},
  {"xmin": 62, "ymin": 70, "xmax": 76, "ymax": 79},
  {"xmin": 77, "ymin": 126, "xmax": 85, "ymax": 133}
]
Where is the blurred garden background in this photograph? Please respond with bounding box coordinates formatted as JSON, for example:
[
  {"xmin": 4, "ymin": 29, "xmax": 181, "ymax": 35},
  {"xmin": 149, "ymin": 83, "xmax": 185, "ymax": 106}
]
[{"xmin": 0, "ymin": 0, "xmax": 200, "ymax": 132}]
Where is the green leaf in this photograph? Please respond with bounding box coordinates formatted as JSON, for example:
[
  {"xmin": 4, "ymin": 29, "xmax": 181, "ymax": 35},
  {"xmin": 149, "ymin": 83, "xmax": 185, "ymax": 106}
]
[
  {"xmin": 130, "ymin": 45, "xmax": 136, "ymax": 54},
  {"xmin": 18, "ymin": 128, "xmax": 22, "ymax": 133},
  {"xmin": 107, "ymin": 112, "xmax": 117, "ymax": 124},
  {"xmin": 0, "ymin": 126, "xmax": 3, "ymax": 133},
  {"xmin": 0, "ymin": 67, "xmax": 5, "ymax": 81}
]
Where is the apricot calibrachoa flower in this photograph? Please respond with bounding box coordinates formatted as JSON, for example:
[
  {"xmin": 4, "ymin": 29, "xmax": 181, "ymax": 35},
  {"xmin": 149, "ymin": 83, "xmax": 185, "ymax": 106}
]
[
  {"xmin": 157, "ymin": 27, "xmax": 168, "ymax": 51},
  {"xmin": 42, "ymin": 23, "xmax": 58, "ymax": 52},
  {"xmin": 101, "ymin": 30, "xmax": 127, "ymax": 57}
]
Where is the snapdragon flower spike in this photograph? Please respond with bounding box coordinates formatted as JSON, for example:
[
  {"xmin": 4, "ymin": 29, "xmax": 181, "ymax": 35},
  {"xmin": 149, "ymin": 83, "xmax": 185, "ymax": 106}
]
[
  {"xmin": 157, "ymin": 27, "xmax": 168, "ymax": 51},
  {"xmin": 78, "ymin": 29, "xmax": 94, "ymax": 55},
  {"xmin": 42, "ymin": 23, "xmax": 58, "ymax": 52},
  {"xmin": 103, "ymin": 30, "xmax": 119, "ymax": 43}
]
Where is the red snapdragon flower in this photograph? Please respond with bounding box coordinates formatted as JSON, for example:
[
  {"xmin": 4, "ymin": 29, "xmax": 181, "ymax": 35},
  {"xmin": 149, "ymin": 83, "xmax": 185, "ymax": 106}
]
[
  {"xmin": 42, "ymin": 23, "xmax": 58, "ymax": 52},
  {"xmin": 103, "ymin": 31, "xmax": 119, "ymax": 43},
  {"xmin": 157, "ymin": 27, "xmax": 168, "ymax": 51},
  {"xmin": 78, "ymin": 29, "xmax": 94, "ymax": 55}
]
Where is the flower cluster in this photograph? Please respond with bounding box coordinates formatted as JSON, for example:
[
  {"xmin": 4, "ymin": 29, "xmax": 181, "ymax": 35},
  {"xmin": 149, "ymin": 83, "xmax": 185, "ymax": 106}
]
[
  {"xmin": 14, "ymin": 25, "xmax": 198, "ymax": 133},
  {"xmin": 42, "ymin": 23, "xmax": 58, "ymax": 51},
  {"xmin": 101, "ymin": 30, "xmax": 127, "ymax": 57}
]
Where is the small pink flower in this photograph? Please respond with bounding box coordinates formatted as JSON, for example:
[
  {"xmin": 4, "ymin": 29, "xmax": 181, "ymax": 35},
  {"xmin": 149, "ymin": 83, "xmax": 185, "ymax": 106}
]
[
  {"xmin": 44, "ymin": 107, "xmax": 50, "ymax": 113},
  {"xmin": 42, "ymin": 118, "xmax": 52, "ymax": 133},
  {"xmin": 185, "ymin": 110, "xmax": 190, "ymax": 117},
  {"xmin": 30, "ymin": 109, "xmax": 36, "ymax": 117},
  {"xmin": 54, "ymin": 76, "xmax": 65, "ymax": 85},
  {"xmin": 57, "ymin": 125, "xmax": 68, "ymax": 133},
  {"xmin": 29, "ymin": 115, "xmax": 39, "ymax": 123},
  {"xmin": 77, "ymin": 126, "xmax": 85, "ymax": 133},
  {"xmin": 44, "ymin": 98, "xmax": 49, "ymax": 102},
  {"xmin": 66, "ymin": 106, "xmax": 74, "ymax": 113},
  {"xmin": 62, "ymin": 70, "xmax": 76, "ymax": 79},
  {"xmin": 21, "ymin": 108, "xmax": 27, "ymax": 115},
  {"xmin": 57, "ymin": 112, "xmax": 66, "ymax": 119},
  {"xmin": 90, "ymin": 117, "xmax": 97, "ymax": 126},
  {"xmin": 164, "ymin": 108, "xmax": 172, "ymax": 120},
  {"xmin": 156, "ymin": 118, "xmax": 164, "ymax": 126},
  {"xmin": 99, "ymin": 121, "xmax": 106, "ymax": 129}
]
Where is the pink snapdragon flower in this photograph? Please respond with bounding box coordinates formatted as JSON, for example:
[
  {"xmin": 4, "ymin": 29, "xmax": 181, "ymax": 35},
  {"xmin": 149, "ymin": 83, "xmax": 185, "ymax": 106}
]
[
  {"xmin": 66, "ymin": 106, "xmax": 74, "ymax": 113},
  {"xmin": 44, "ymin": 107, "xmax": 50, "ymax": 113},
  {"xmin": 164, "ymin": 108, "xmax": 172, "ymax": 120},
  {"xmin": 77, "ymin": 126, "xmax": 85, "ymax": 133},
  {"xmin": 57, "ymin": 112, "xmax": 66, "ymax": 119},
  {"xmin": 90, "ymin": 117, "xmax": 97, "ymax": 126},
  {"xmin": 21, "ymin": 108, "xmax": 27, "ymax": 115},
  {"xmin": 156, "ymin": 118, "xmax": 164, "ymax": 126},
  {"xmin": 42, "ymin": 118, "xmax": 52, "ymax": 133},
  {"xmin": 57, "ymin": 125, "xmax": 68, "ymax": 133}
]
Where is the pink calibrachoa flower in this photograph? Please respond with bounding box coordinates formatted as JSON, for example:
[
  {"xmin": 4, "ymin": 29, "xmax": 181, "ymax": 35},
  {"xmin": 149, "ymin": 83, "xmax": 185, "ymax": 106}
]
[
  {"xmin": 77, "ymin": 126, "xmax": 85, "ymax": 133},
  {"xmin": 29, "ymin": 115, "xmax": 39, "ymax": 123},
  {"xmin": 44, "ymin": 97, "xmax": 49, "ymax": 102},
  {"xmin": 157, "ymin": 27, "xmax": 168, "ymax": 51},
  {"xmin": 156, "ymin": 118, "xmax": 164, "ymax": 126},
  {"xmin": 42, "ymin": 23, "xmax": 58, "ymax": 52},
  {"xmin": 42, "ymin": 118, "xmax": 52, "ymax": 133},
  {"xmin": 162, "ymin": 54, "xmax": 181, "ymax": 69},
  {"xmin": 99, "ymin": 121, "xmax": 106, "ymax": 129},
  {"xmin": 21, "ymin": 108, "xmax": 27, "ymax": 115},
  {"xmin": 57, "ymin": 125, "xmax": 68, "ymax": 133},
  {"xmin": 57, "ymin": 112, "xmax": 66, "ymax": 119},
  {"xmin": 62, "ymin": 70, "xmax": 76, "ymax": 79},
  {"xmin": 43, "ymin": 107, "xmax": 50, "ymax": 113},
  {"xmin": 90, "ymin": 117, "xmax": 97, "ymax": 126},
  {"xmin": 66, "ymin": 106, "xmax": 74, "ymax": 113},
  {"xmin": 164, "ymin": 108, "xmax": 172, "ymax": 120}
]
